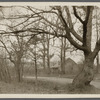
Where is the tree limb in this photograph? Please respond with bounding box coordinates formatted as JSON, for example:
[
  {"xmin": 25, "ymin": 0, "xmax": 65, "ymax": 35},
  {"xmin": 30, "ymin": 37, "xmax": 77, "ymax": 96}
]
[
  {"xmin": 0, "ymin": 40, "xmax": 15, "ymax": 63},
  {"xmin": 73, "ymin": 6, "xmax": 84, "ymax": 24},
  {"xmin": 56, "ymin": 6, "xmax": 86, "ymax": 51},
  {"xmin": 92, "ymin": 39, "xmax": 100, "ymax": 59},
  {"xmin": 64, "ymin": 6, "xmax": 83, "ymax": 42}
]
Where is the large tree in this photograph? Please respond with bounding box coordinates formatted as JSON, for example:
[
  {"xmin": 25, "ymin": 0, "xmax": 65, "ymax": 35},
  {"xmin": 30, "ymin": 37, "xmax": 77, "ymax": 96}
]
[{"xmin": 25, "ymin": 6, "xmax": 100, "ymax": 87}]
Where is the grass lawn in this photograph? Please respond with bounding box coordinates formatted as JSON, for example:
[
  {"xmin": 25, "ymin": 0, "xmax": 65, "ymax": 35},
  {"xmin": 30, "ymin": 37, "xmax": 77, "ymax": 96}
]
[{"xmin": 0, "ymin": 78, "xmax": 100, "ymax": 94}]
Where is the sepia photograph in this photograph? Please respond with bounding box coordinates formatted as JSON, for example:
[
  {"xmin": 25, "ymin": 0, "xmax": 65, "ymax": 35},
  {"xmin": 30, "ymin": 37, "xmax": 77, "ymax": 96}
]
[{"xmin": 0, "ymin": 2, "xmax": 99, "ymax": 97}]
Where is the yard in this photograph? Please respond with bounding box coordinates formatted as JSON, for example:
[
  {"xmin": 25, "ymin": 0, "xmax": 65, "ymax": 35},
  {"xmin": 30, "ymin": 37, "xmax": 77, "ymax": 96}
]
[{"xmin": 0, "ymin": 76, "xmax": 100, "ymax": 94}]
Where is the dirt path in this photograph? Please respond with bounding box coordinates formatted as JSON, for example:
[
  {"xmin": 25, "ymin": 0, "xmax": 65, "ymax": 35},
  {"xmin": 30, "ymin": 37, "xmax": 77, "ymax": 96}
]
[{"xmin": 24, "ymin": 76, "xmax": 100, "ymax": 89}]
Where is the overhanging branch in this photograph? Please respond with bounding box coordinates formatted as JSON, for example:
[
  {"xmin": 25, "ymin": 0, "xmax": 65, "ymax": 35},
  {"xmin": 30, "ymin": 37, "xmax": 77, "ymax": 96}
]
[
  {"xmin": 56, "ymin": 6, "xmax": 85, "ymax": 51},
  {"xmin": 64, "ymin": 6, "xmax": 83, "ymax": 43},
  {"xmin": 73, "ymin": 6, "xmax": 84, "ymax": 24}
]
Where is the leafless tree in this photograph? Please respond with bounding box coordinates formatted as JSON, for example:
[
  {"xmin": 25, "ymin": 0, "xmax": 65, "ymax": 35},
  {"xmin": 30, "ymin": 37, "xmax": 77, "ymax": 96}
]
[{"xmin": 24, "ymin": 6, "xmax": 100, "ymax": 87}]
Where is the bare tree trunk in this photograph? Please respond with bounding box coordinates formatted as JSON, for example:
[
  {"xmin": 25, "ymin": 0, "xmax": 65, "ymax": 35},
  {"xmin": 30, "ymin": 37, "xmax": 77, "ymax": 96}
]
[
  {"xmin": 34, "ymin": 53, "xmax": 37, "ymax": 81},
  {"xmin": 42, "ymin": 34, "xmax": 46, "ymax": 70},
  {"xmin": 61, "ymin": 37, "xmax": 64, "ymax": 74},
  {"xmin": 34, "ymin": 40, "xmax": 37, "ymax": 81},
  {"xmin": 60, "ymin": 37, "xmax": 66, "ymax": 74},
  {"xmin": 47, "ymin": 34, "xmax": 51, "ymax": 74},
  {"xmin": 5, "ymin": 64, "xmax": 11, "ymax": 82},
  {"xmin": 0, "ymin": 58, "xmax": 11, "ymax": 83},
  {"xmin": 20, "ymin": 63, "xmax": 24, "ymax": 79},
  {"xmin": 1, "ymin": 65, "xmax": 7, "ymax": 82},
  {"xmin": 15, "ymin": 61, "xmax": 22, "ymax": 82},
  {"xmin": 72, "ymin": 53, "xmax": 94, "ymax": 87},
  {"xmin": 34, "ymin": 39, "xmax": 38, "ymax": 91},
  {"xmin": 4, "ymin": 50, "xmax": 11, "ymax": 82},
  {"xmin": 16, "ymin": 66, "xmax": 21, "ymax": 82},
  {"xmin": 72, "ymin": 7, "xmax": 95, "ymax": 88},
  {"xmin": 43, "ymin": 50, "xmax": 46, "ymax": 70},
  {"xmin": 63, "ymin": 38, "xmax": 66, "ymax": 73}
]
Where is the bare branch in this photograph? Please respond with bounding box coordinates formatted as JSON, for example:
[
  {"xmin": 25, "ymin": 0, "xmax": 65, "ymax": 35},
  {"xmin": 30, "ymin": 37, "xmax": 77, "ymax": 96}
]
[
  {"xmin": 92, "ymin": 39, "xmax": 100, "ymax": 59},
  {"xmin": 56, "ymin": 6, "xmax": 85, "ymax": 51},
  {"xmin": 0, "ymin": 40, "xmax": 15, "ymax": 63},
  {"xmin": 73, "ymin": 6, "xmax": 84, "ymax": 24},
  {"xmin": 27, "ymin": 6, "xmax": 64, "ymax": 30},
  {"xmin": 64, "ymin": 6, "xmax": 83, "ymax": 42},
  {"xmin": 85, "ymin": 6, "xmax": 93, "ymax": 23}
]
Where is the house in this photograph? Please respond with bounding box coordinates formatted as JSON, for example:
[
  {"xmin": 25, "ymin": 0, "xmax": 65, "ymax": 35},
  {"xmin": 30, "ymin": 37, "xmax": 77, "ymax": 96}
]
[
  {"xmin": 50, "ymin": 61, "xmax": 60, "ymax": 74},
  {"xmin": 51, "ymin": 66, "xmax": 60, "ymax": 74},
  {"xmin": 50, "ymin": 58, "xmax": 80, "ymax": 74},
  {"xmin": 65, "ymin": 58, "xmax": 79, "ymax": 74}
]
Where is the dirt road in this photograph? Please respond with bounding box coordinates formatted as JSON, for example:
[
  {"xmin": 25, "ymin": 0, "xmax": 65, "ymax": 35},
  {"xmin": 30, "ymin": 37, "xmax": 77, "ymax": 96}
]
[{"xmin": 24, "ymin": 76, "xmax": 100, "ymax": 89}]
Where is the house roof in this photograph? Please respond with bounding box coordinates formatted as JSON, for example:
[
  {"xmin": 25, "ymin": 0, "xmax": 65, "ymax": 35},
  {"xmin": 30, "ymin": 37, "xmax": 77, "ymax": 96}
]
[{"xmin": 66, "ymin": 58, "xmax": 77, "ymax": 66}]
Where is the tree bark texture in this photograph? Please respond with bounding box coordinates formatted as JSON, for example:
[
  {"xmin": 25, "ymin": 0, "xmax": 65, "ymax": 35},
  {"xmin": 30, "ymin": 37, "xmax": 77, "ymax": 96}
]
[{"xmin": 72, "ymin": 53, "xmax": 94, "ymax": 87}]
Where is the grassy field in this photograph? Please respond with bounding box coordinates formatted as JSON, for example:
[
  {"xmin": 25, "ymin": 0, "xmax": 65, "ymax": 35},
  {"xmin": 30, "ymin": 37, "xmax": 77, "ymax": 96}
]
[{"xmin": 0, "ymin": 78, "xmax": 100, "ymax": 94}]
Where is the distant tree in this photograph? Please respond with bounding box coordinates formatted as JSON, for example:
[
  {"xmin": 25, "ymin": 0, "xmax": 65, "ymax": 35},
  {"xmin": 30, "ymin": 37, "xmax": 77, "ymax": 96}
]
[
  {"xmin": 41, "ymin": 33, "xmax": 46, "ymax": 70},
  {"xmin": 60, "ymin": 37, "xmax": 66, "ymax": 74},
  {"xmin": 0, "ymin": 51, "xmax": 11, "ymax": 82},
  {"xmin": 28, "ymin": 35, "xmax": 42, "ymax": 81},
  {"xmin": 0, "ymin": 34, "xmax": 29, "ymax": 82},
  {"xmin": 46, "ymin": 34, "xmax": 51, "ymax": 74}
]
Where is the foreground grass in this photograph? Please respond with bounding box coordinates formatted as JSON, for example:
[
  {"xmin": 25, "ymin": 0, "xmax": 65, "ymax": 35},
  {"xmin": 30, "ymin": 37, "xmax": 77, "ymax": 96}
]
[
  {"xmin": 0, "ymin": 78, "xmax": 100, "ymax": 94},
  {"xmin": 0, "ymin": 79, "xmax": 67, "ymax": 94}
]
